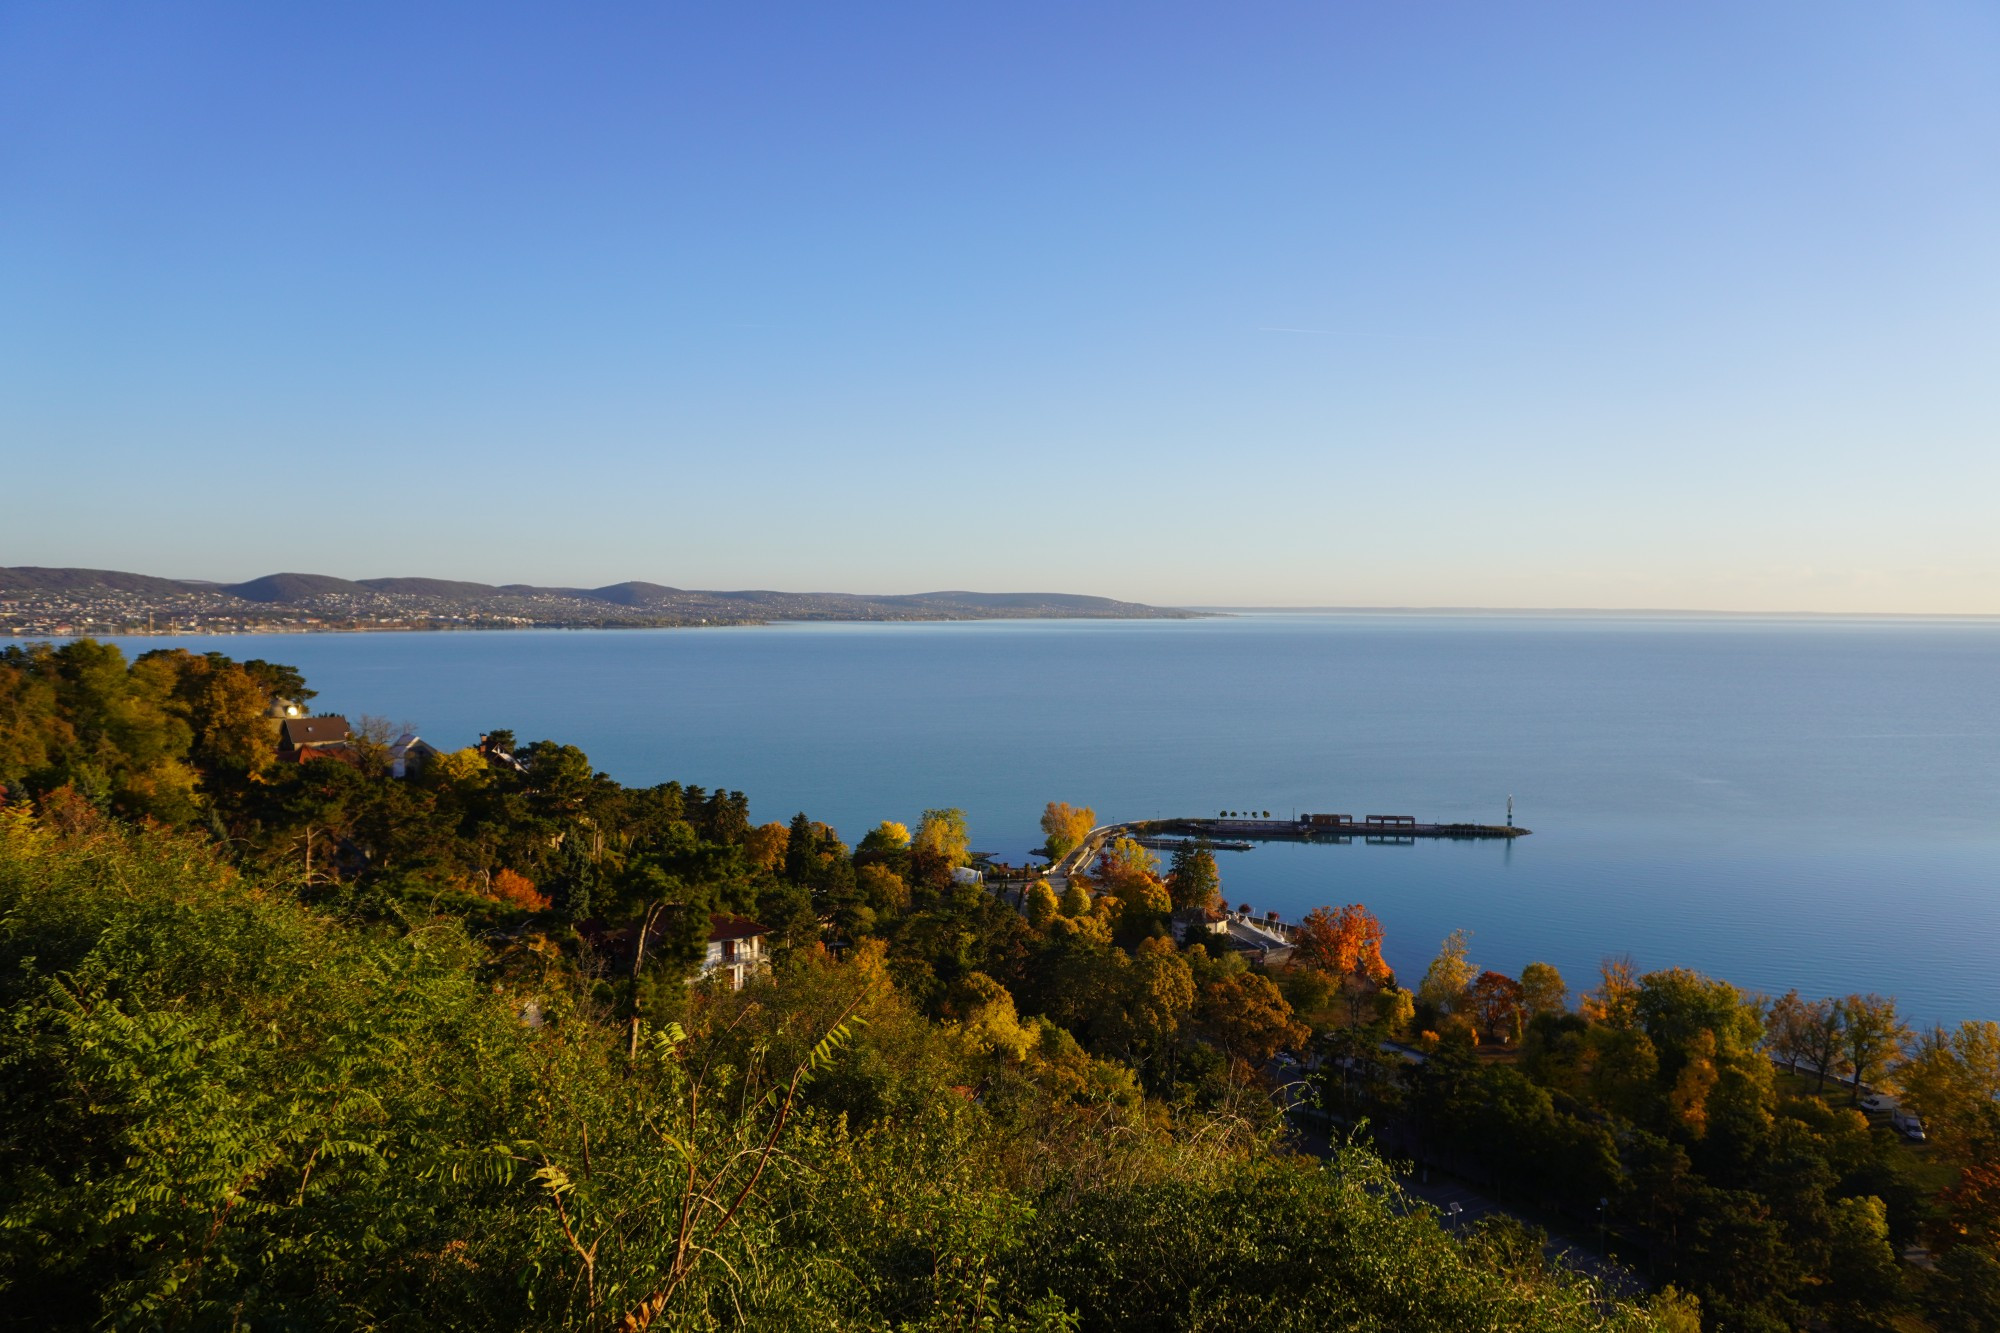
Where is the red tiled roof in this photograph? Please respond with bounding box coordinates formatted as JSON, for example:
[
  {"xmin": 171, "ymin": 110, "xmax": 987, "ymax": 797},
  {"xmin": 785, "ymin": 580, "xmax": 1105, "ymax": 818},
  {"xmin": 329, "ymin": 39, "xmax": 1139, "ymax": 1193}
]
[
  {"xmin": 708, "ymin": 913, "xmax": 769, "ymax": 942},
  {"xmin": 292, "ymin": 744, "xmax": 359, "ymax": 767}
]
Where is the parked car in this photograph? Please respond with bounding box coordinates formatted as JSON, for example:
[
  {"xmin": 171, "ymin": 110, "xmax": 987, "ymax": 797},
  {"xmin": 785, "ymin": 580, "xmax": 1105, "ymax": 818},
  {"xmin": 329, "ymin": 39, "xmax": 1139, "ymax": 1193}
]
[
  {"xmin": 1890, "ymin": 1111, "xmax": 1927, "ymax": 1142},
  {"xmin": 1859, "ymin": 1092, "xmax": 1898, "ymax": 1114}
]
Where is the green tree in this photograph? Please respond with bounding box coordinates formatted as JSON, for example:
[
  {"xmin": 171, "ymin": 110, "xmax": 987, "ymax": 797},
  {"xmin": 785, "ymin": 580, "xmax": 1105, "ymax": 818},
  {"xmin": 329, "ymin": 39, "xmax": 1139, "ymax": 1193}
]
[
  {"xmin": 1520, "ymin": 962, "xmax": 1569, "ymax": 1021},
  {"xmin": 1165, "ymin": 839, "xmax": 1221, "ymax": 912},
  {"xmin": 1825, "ymin": 1195, "xmax": 1903, "ymax": 1321},
  {"xmin": 1633, "ymin": 967, "xmax": 1763, "ymax": 1074}
]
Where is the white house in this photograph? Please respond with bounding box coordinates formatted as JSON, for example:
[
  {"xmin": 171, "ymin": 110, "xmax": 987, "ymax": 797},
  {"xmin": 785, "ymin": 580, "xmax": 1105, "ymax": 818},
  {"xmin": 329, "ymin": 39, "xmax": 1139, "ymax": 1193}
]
[{"xmin": 702, "ymin": 914, "xmax": 771, "ymax": 990}]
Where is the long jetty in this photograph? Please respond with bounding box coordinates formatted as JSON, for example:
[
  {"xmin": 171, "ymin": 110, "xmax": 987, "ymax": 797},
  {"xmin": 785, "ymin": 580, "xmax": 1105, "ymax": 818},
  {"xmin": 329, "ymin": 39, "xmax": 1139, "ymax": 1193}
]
[
  {"xmin": 1029, "ymin": 811, "xmax": 1527, "ymax": 894},
  {"xmin": 1166, "ymin": 815, "xmax": 1528, "ymax": 841}
]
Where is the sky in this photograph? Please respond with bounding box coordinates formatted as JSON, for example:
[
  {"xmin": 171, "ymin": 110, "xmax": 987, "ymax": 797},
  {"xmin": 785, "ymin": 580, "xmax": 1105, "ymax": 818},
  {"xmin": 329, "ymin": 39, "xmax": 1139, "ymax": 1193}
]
[{"xmin": 3, "ymin": 3, "xmax": 1997, "ymax": 612}]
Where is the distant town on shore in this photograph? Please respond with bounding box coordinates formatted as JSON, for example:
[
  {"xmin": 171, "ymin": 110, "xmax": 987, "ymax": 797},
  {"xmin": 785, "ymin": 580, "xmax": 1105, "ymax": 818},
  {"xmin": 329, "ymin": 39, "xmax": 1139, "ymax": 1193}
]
[{"xmin": 0, "ymin": 566, "xmax": 1200, "ymax": 636}]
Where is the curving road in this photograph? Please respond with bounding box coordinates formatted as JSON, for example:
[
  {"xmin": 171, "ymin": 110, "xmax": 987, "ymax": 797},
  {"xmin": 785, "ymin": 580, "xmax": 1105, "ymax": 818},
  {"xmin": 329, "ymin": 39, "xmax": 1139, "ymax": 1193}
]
[{"xmin": 1041, "ymin": 821, "xmax": 1146, "ymax": 892}]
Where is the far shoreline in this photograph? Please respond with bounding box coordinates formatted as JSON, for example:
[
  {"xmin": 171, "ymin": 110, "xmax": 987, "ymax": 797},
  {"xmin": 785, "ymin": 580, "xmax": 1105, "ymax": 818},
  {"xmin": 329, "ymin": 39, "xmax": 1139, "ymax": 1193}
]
[{"xmin": 2, "ymin": 611, "xmax": 1224, "ymax": 640}]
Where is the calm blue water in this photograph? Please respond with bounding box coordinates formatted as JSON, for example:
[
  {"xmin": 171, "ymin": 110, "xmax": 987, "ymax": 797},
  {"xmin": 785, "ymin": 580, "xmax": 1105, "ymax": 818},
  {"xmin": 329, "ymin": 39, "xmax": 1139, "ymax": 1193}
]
[{"xmin": 36, "ymin": 614, "xmax": 2000, "ymax": 1026}]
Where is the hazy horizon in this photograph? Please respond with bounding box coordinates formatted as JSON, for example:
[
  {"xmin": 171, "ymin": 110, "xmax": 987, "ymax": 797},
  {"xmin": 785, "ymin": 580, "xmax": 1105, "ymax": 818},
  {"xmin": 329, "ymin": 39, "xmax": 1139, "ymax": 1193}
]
[{"xmin": 5, "ymin": 4, "xmax": 1997, "ymax": 614}]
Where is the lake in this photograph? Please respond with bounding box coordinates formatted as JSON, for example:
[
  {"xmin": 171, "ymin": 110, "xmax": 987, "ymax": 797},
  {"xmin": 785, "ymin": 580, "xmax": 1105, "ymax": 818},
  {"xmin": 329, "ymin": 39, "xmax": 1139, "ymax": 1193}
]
[{"xmin": 41, "ymin": 613, "xmax": 2000, "ymax": 1027}]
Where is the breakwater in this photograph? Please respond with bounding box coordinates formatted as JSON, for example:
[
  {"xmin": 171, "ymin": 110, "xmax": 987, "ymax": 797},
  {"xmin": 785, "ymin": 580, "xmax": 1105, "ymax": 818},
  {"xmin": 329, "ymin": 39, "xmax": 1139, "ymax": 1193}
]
[{"xmin": 1168, "ymin": 816, "xmax": 1528, "ymax": 841}]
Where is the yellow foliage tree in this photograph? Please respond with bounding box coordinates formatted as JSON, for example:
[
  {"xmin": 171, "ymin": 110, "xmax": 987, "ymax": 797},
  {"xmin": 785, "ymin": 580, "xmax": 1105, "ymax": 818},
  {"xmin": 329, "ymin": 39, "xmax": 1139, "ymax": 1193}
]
[
  {"xmin": 867, "ymin": 820, "xmax": 910, "ymax": 850},
  {"xmin": 1667, "ymin": 1029, "xmax": 1720, "ymax": 1137},
  {"xmin": 1025, "ymin": 880, "xmax": 1060, "ymax": 930},
  {"xmin": 1898, "ymin": 1020, "xmax": 2000, "ymax": 1158},
  {"xmin": 857, "ymin": 863, "xmax": 909, "ymax": 914},
  {"xmin": 912, "ymin": 808, "xmax": 970, "ymax": 869},
  {"xmin": 742, "ymin": 822, "xmax": 789, "ymax": 873},
  {"xmin": 1040, "ymin": 801, "xmax": 1096, "ymax": 858},
  {"xmin": 951, "ymin": 971, "xmax": 1035, "ymax": 1061},
  {"xmin": 1581, "ymin": 955, "xmax": 1640, "ymax": 1027},
  {"xmin": 424, "ymin": 747, "xmax": 490, "ymax": 788}
]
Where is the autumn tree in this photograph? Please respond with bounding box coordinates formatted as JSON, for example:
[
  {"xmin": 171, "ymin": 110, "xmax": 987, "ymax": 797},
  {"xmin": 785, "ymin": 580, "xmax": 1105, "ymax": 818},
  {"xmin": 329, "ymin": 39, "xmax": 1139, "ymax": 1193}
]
[
  {"xmin": 1797, "ymin": 997, "xmax": 1849, "ymax": 1093},
  {"xmin": 1665, "ymin": 1029, "xmax": 1721, "ymax": 1136},
  {"xmin": 1198, "ymin": 972, "xmax": 1309, "ymax": 1067},
  {"xmin": 1579, "ymin": 955, "xmax": 1639, "ymax": 1028},
  {"xmin": 137, "ymin": 648, "xmax": 277, "ymax": 776},
  {"xmin": 743, "ymin": 821, "xmax": 789, "ymax": 874},
  {"xmin": 854, "ymin": 820, "xmax": 911, "ymax": 868},
  {"xmin": 1416, "ymin": 929, "xmax": 1476, "ymax": 1016},
  {"xmin": 489, "ymin": 867, "xmax": 547, "ymax": 911},
  {"xmin": 1025, "ymin": 879, "xmax": 1061, "ymax": 930},
  {"xmin": 1081, "ymin": 938, "xmax": 1195, "ymax": 1078},
  {"xmin": 1091, "ymin": 838, "xmax": 1168, "ymax": 929},
  {"xmin": 1292, "ymin": 903, "xmax": 1390, "ymax": 983},
  {"xmin": 855, "ymin": 863, "xmax": 909, "ymax": 915},
  {"xmin": 1764, "ymin": 989, "xmax": 1811, "ymax": 1073},
  {"xmin": 912, "ymin": 808, "xmax": 970, "ymax": 868},
  {"xmin": 1470, "ymin": 971, "xmax": 1526, "ymax": 1045},
  {"xmin": 1899, "ymin": 1021, "xmax": 2000, "ymax": 1159},
  {"xmin": 1039, "ymin": 801, "xmax": 1095, "ymax": 858},
  {"xmin": 949, "ymin": 971, "xmax": 1036, "ymax": 1061},
  {"xmin": 1837, "ymin": 993, "xmax": 1912, "ymax": 1103},
  {"xmin": 1094, "ymin": 837, "xmax": 1158, "ymax": 894}
]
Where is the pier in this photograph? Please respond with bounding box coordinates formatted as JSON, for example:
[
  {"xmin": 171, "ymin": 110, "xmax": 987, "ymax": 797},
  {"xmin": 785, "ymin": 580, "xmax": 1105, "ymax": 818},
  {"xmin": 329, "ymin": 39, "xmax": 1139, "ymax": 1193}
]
[
  {"xmin": 1168, "ymin": 815, "xmax": 1529, "ymax": 842},
  {"xmin": 1022, "ymin": 810, "xmax": 1529, "ymax": 901}
]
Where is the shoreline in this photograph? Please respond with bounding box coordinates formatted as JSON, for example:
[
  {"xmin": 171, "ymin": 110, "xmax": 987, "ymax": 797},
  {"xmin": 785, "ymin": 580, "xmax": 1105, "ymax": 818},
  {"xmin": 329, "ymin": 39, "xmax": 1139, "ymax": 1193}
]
[{"xmin": 1, "ymin": 611, "xmax": 1218, "ymax": 639}]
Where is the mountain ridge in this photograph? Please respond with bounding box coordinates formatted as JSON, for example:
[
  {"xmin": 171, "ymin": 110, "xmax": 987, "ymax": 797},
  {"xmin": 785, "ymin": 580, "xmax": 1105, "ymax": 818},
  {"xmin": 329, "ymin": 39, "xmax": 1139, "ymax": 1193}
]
[{"xmin": 0, "ymin": 566, "xmax": 1200, "ymax": 633}]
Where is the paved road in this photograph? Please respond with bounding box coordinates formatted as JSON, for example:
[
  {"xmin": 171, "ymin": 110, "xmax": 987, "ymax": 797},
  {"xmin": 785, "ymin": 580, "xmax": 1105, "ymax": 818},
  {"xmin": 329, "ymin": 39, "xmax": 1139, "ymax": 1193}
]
[{"xmin": 1041, "ymin": 821, "xmax": 1144, "ymax": 891}]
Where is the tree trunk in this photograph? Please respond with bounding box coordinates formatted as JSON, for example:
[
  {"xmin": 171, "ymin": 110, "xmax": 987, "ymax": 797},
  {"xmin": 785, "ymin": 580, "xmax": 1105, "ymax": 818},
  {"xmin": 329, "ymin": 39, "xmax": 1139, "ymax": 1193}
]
[{"xmin": 628, "ymin": 902, "xmax": 665, "ymax": 1061}]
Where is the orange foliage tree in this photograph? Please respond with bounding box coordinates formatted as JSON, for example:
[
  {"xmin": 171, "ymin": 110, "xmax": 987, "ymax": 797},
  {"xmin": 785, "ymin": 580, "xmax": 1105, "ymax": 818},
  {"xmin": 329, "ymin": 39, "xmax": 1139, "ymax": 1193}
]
[
  {"xmin": 1198, "ymin": 972, "xmax": 1310, "ymax": 1067},
  {"xmin": 490, "ymin": 867, "xmax": 548, "ymax": 911},
  {"xmin": 1293, "ymin": 904, "xmax": 1391, "ymax": 983},
  {"xmin": 1094, "ymin": 838, "xmax": 1168, "ymax": 925}
]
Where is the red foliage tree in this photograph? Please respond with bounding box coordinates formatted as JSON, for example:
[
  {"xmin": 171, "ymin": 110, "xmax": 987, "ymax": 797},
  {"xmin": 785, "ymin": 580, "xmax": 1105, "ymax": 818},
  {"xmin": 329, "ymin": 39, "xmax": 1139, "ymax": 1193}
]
[{"xmin": 1469, "ymin": 970, "xmax": 1525, "ymax": 1044}]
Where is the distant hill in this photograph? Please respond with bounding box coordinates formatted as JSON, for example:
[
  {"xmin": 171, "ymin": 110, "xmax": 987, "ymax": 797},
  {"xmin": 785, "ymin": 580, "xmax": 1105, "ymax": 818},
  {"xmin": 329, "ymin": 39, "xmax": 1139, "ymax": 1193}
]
[
  {"xmin": 358, "ymin": 577, "xmax": 507, "ymax": 598},
  {"xmin": 0, "ymin": 566, "xmax": 192, "ymax": 597},
  {"xmin": 224, "ymin": 573, "xmax": 372, "ymax": 603},
  {"xmin": 0, "ymin": 566, "xmax": 1198, "ymax": 633}
]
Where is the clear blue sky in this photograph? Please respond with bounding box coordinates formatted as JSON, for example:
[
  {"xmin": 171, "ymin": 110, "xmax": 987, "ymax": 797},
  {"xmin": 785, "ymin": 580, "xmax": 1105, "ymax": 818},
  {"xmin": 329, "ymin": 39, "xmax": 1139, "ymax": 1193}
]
[{"xmin": 4, "ymin": 3, "xmax": 1996, "ymax": 611}]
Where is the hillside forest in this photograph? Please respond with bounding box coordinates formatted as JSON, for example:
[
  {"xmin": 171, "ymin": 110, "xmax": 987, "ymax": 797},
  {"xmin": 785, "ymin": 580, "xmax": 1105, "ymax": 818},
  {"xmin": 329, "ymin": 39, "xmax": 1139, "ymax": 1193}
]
[{"xmin": 0, "ymin": 639, "xmax": 1995, "ymax": 1332}]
